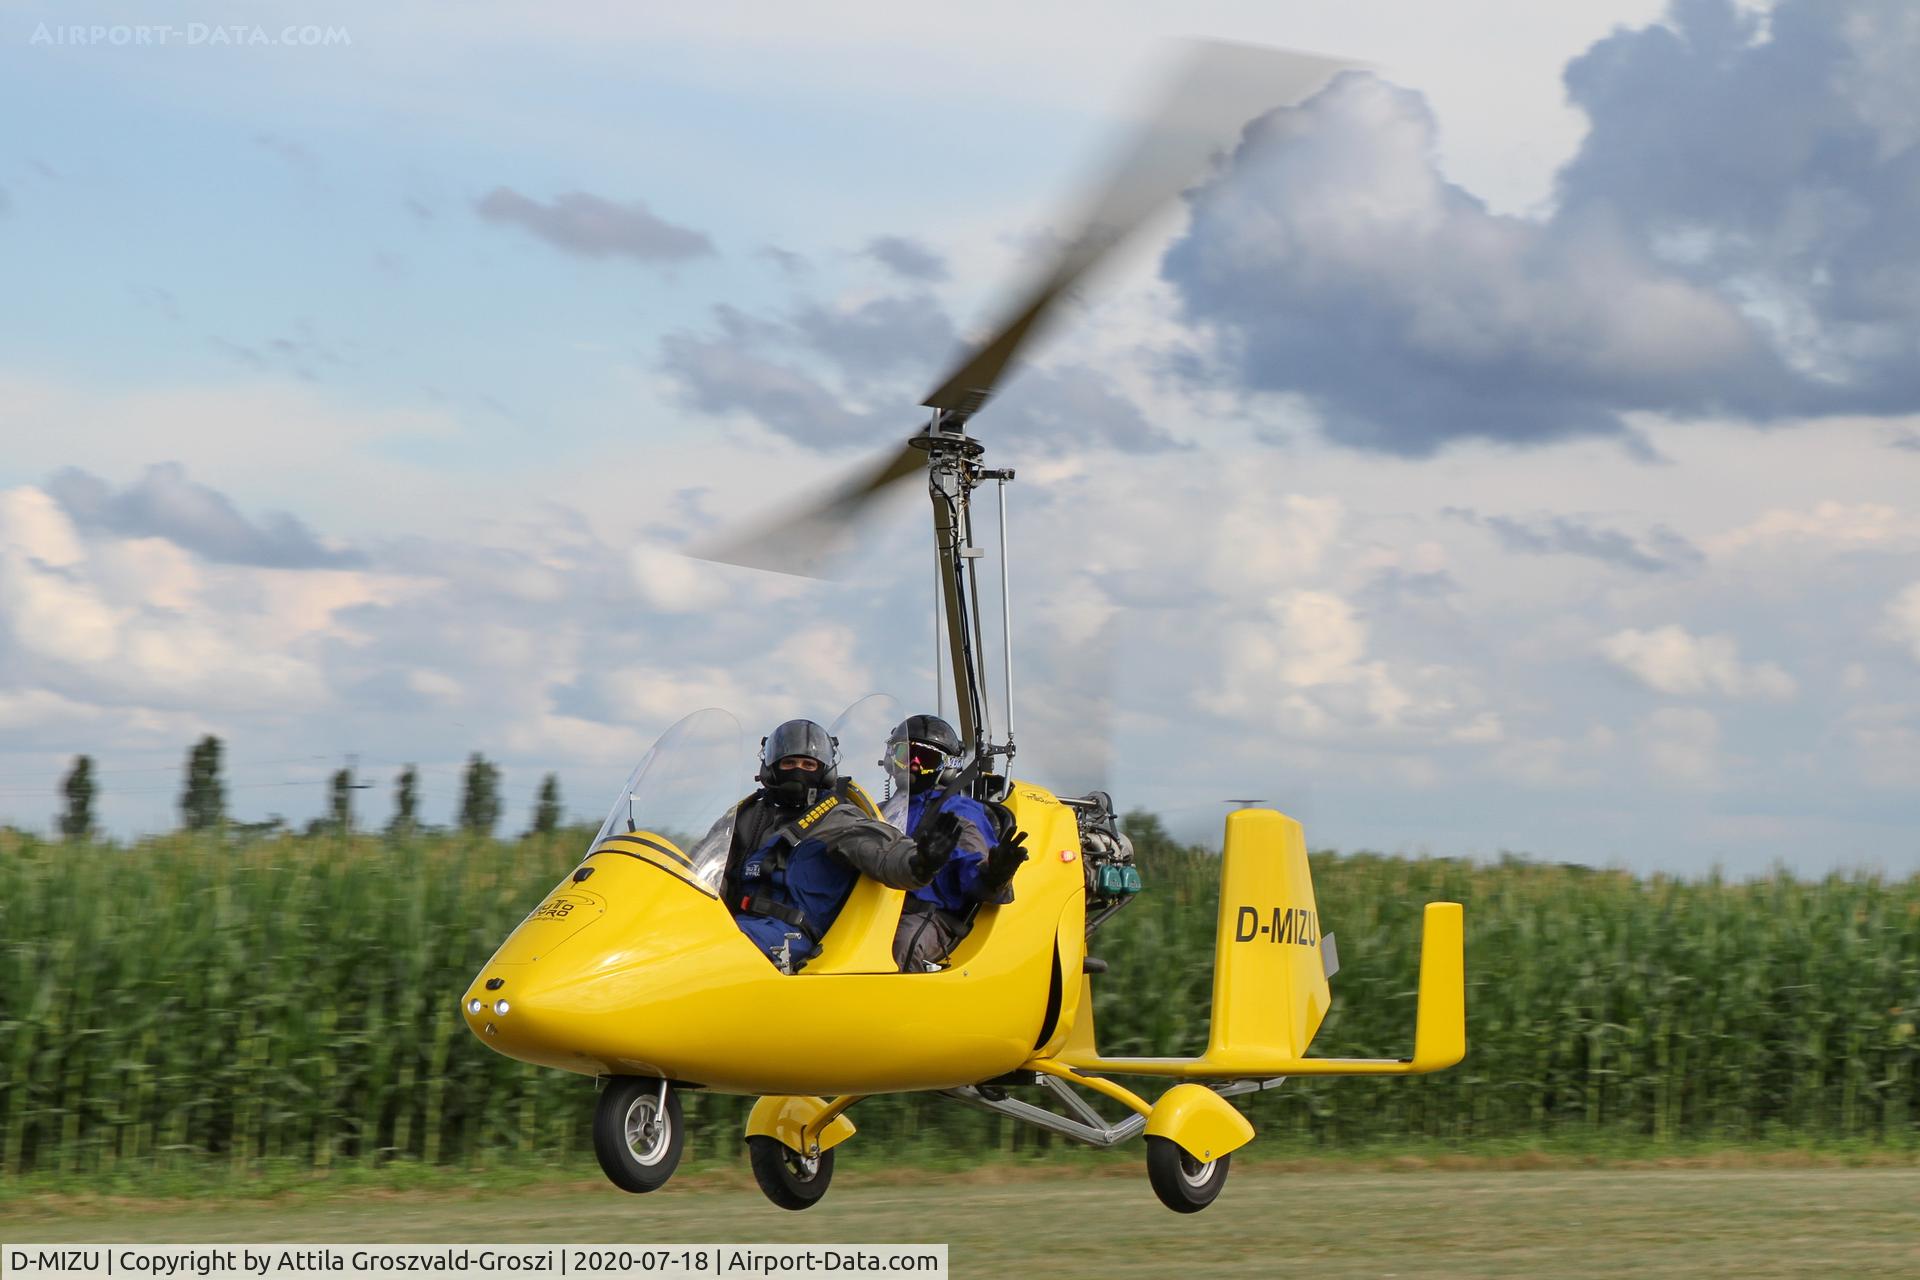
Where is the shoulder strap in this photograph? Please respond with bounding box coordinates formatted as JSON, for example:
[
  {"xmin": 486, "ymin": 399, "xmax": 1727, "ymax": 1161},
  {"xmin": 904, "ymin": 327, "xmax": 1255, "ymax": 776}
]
[{"xmin": 770, "ymin": 791, "xmax": 842, "ymax": 849}]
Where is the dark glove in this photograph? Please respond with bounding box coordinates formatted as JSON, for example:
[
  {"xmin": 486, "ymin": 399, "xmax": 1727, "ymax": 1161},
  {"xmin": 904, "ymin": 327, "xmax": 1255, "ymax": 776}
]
[
  {"xmin": 908, "ymin": 811, "xmax": 963, "ymax": 883},
  {"xmin": 981, "ymin": 829, "xmax": 1029, "ymax": 894}
]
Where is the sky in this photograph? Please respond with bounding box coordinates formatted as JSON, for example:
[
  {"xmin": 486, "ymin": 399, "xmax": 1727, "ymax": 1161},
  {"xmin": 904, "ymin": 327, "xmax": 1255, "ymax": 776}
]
[{"xmin": 3, "ymin": 0, "xmax": 1918, "ymax": 876}]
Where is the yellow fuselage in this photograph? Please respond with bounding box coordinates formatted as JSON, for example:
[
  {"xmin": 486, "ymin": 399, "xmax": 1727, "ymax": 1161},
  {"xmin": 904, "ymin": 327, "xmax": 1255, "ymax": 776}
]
[{"xmin": 463, "ymin": 782, "xmax": 1087, "ymax": 1096}]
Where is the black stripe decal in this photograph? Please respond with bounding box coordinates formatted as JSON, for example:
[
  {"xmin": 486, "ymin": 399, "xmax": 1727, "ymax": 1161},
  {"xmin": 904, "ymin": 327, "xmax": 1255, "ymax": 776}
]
[
  {"xmin": 600, "ymin": 833, "xmax": 693, "ymax": 867},
  {"xmin": 589, "ymin": 847, "xmax": 718, "ymax": 898}
]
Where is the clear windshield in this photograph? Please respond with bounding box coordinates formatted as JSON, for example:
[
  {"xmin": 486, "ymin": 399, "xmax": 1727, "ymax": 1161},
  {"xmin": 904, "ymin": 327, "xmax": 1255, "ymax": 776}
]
[
  {"xmin": 593, "ymin": 708, "xmax": 753, "ymax": 890},
  {"xmin": 829, "ymin": 693, "xmax": 903, "ymax": 821}
]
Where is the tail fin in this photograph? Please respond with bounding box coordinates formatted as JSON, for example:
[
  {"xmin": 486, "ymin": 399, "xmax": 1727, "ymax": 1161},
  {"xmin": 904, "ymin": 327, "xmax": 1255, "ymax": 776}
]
[{"xmin": 1207, "ymin": 809, "xmax": 1333, "ymax": 1061}]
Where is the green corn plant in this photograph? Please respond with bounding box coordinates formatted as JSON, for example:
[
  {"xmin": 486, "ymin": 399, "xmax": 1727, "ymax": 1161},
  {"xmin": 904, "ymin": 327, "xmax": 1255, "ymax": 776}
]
[{"xmin": 0, "ymin": 823, "xmax": 1915, "ymax": 1175}]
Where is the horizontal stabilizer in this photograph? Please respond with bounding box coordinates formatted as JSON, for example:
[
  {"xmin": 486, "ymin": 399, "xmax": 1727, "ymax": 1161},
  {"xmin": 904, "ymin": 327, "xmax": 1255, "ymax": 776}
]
[{"xmin": 1049, "ymin": 807, "xmax": 1465, "ymax": 1082}]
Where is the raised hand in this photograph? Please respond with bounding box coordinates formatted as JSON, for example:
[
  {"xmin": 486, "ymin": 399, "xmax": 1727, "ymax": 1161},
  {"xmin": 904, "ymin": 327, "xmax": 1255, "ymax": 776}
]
[
  {"xmin": 909, "ymin": 811, "xmax": 963, "ymax": 882},
  {"xmin": 982, "ymin": 829, "xmax": 1029, "ymax": 892}
]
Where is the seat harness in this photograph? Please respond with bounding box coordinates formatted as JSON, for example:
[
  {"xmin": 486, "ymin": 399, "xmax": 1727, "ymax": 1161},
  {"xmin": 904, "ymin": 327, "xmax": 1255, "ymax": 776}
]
[{"xmin": 733, "ymin": 792, "xmax": 843, "ymax": 943}]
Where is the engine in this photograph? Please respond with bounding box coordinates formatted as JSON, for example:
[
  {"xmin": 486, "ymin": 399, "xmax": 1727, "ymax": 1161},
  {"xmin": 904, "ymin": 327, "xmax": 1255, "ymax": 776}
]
[{"xmin": 1063, "ymin": 790, "xmax": 1141, "ymax": 933}]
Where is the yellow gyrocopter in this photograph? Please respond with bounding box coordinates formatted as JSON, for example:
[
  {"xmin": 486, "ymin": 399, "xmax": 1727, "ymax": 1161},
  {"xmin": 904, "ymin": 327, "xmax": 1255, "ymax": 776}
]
[{"xmin": 463, "ymin": 40, "xmax": 1466, "ymax": 1214}]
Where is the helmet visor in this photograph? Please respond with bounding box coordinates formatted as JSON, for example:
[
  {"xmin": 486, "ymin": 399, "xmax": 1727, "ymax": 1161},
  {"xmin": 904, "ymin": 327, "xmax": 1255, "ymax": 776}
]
[
  {"xmin": 888, "ymin": 739, "xmax": 949, "ymax": 777},
  {"xmin": 764, "ymin": 720, "xmax": 838, "ymax": 769}
]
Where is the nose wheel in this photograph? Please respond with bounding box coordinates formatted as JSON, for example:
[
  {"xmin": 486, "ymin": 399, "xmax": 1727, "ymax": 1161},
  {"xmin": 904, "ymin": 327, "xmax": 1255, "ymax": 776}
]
[
  {"xmin": 594, "ymin": 1077, "xmax": 684, "ymax": 1193},
  {"xmin": 747, "ymin": 1135, "xmax": 836, "ymax": 1210}
]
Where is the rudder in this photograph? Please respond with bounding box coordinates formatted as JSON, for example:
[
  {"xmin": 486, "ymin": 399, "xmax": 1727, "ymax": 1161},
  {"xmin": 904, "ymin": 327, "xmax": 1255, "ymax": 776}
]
[{"xmin": 1207, "ymin": 809, "xmax": 1333, "ymax": 1062}]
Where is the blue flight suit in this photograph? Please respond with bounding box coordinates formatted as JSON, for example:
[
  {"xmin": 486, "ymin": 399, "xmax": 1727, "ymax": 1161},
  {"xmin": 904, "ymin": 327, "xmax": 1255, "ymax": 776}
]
[
  {"xmin": 902, "ymin": 791, "xmax": 999, "ymax": 912},
  {"xmin": 892, "ymin": 790, "xmax": 1010, "ymax": 970},
  {"xmin": 726, "ymin": 785, "xmax": 924, "ymax": 971}
]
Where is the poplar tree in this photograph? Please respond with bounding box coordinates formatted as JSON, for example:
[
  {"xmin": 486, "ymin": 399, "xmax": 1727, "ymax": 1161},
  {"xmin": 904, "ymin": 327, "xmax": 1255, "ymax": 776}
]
[
  {"xmin": 329, "ymin": 768, "xmax": 354, "ymax": 833},
  {"xmin": 529, "ymin": 773, "xmax": 562, "ymax": 836},
  {"xmin": 387, "ymin": 765, "xmax": 419, "ymax": 837},
  {"xmin": 180, "ymin": 736, "xmax": 226, "ymax": 830},
  {"xmin": 59, "ymin": 755, "xmax": 95, "ymax": 840},
  {"xmin": 458, "ymin": 754, "xmax": 501, "ymax": 836}
]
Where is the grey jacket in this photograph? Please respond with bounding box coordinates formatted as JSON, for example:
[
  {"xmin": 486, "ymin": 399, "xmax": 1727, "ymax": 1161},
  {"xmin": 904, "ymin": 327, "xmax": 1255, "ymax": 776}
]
[{"xmin": 722, "ymin": 784, "xmax": 929, "ymax": 899}]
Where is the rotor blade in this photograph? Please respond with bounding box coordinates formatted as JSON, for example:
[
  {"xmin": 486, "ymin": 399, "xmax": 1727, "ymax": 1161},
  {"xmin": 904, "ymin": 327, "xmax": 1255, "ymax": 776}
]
[
  {"xmin": 924, "ymin": 40, "xmax": 1359, "ymax": 422},
  {"xmin": 688, "ymin": 437, "xmax": 924, "ymax": 578}
]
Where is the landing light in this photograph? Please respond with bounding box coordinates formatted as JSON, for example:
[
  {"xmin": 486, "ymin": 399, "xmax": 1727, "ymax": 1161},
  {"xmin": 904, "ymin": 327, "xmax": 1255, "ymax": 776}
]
[
  {"xmin": 494, "ymin": 999, "xmax": 511, "ymax": 1016},
  {"xmin": 467, "ymin": 998, "xmax": 482, "ymax": 1015}
]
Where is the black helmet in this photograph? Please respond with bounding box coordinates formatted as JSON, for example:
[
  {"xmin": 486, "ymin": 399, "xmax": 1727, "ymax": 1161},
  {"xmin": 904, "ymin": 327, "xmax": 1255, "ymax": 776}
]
[
  {"xmin": 884, "ymin": 714, "xmax": 961, "ymax": 793},
  {"xmin": 759, "ymin": 719, "xmax": 839, "ymax": 808}
]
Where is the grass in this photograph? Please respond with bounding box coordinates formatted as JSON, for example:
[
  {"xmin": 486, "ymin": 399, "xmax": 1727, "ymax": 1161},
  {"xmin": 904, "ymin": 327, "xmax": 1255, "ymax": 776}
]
[{"xmin": 6, "ymin": 1165, "xmax": 1918, "ymax": 1279}]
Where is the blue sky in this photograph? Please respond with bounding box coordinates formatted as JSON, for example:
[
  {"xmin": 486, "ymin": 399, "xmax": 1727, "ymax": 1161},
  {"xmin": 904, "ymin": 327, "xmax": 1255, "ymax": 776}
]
[{"xmin": 3, "ymin": 0, "xmax": 1919, "ymax": 877}]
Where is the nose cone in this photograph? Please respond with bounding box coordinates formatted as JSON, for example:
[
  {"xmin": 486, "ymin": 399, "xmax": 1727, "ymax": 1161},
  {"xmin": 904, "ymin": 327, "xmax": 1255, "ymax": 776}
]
[
  {"xmin": 461, "ymin": 844, "xmax": 757, "ymax": 1078},
  {"xmin": 460, "ymin": 963, "xmax": 616, "ymax": 1075}
]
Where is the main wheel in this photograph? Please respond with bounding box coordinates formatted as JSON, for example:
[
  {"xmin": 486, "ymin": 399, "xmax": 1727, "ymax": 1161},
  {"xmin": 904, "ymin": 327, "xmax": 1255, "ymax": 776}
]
[
  {"xmin": 1145, "ymin": 1135, "xmax": 1230, "ymax": 1213},
  {"xmin": 593, "ymin": 1078, "xmax": 684, "ymax": 1193},
  {"xmin": 747, "ymin": 1135, "xmax": 835, "ymax": 1210}
]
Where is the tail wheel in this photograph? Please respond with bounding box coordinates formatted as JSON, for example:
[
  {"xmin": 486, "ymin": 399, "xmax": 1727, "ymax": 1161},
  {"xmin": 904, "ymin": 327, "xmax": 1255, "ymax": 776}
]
[
  {"xmin": 1145, "ymin": 1135, "xmax": 1230, "ymax": 1213},
  {"xmin": 593, "ymin": 1078, "xmax": 684, "ymax": 1193},
  {"xmin": 747, "ymin": 1135, "xmax": 835, "ymax": 1210}
]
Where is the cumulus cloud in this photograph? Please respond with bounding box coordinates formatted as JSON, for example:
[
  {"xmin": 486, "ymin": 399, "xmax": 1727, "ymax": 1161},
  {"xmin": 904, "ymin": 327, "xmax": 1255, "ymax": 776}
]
[
  {"xmin": 1557, "ymin": 0, "xmax": 1920, "ymax": 406},
  {"xmin": 1886, "ymin": 584, "xmax": 1920, "ymax": 663},
  {"xmin": 630, "ymin": 542, "xmax": 729, "ymax": 614},
  {"xmin": 1164, "ymin": 72, "xmax": 1770, "ymax": 454},
  {"xmin": 1204, "ymin": 493, "xmax": 1344, "ymax": 596},
  {"xmin": 1446, "ymin": 508, "xmax": 1703, "ymax": 573},
  {"xmin": 1163, "ymin": 0, "xmax": 1920, "ymax": 454},
  {"xmin": 0, "ymin": 487, "xmax": 85, "ymax": 567},
  {"xmin": 1489, "ymin": 725, "xmax": 1614, "ymax": 789},
  {"xmin": 1640, "ymin": 706, "xmax": 1722, "ymax": 784},
  {"xmin": 758, "ymin": 245, "xmax": 809, "ymax": 276},
  {"xmin": 1599, "ymin": 625, "xmax": 1797, "ymax": 700},
  {"xmin": 1709, "ymin": 501, "xmax": 1920, "ymax": 555},
  {"xmin": 791, "ymin": 293, "xmax": 959, "ymax": 381},
  {"xmin": 0, "ymin": 484, "xmax": 336, "ymax": 711},
  {"xmin": 864, "ymin": 235, "xmax": 948, "ymax": 282},
  {"xmin": 589, "ymin": 664, "xmax": 755, "ymax": 725},
  {"xmin": 659, "ymin": 328, "xmax": 890, "ymax": 449},
  {"xmin": 475, "ymin": 187, "xmax": 714, "ymax": 262},
  {"xmin": 46, "ymin": 463, "xmax": 366, "ymax": 569},
  {"xmin": 1843, "ymin": 702, "xmax": 1920, "ymax": 787},
  {"xmin": 1199, "ymin": 588, "xmax": 1489, "ymax": 742}
]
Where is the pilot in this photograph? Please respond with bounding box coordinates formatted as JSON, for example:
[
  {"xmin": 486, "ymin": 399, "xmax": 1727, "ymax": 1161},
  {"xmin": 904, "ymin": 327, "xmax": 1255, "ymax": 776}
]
[
  {"xmin": 726, "ymin": 718, "xmax": 961, "ymax": 972},
  {"xmin": 883, "ymin": 715, "xmax": 1029, "ymax": 970}
]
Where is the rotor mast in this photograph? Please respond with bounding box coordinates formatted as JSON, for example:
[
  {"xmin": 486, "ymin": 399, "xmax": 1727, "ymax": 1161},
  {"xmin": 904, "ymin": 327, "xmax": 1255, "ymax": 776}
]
[{"xmin": 920, "ymin": 406, "xmax": 1011, "ymax": 767}]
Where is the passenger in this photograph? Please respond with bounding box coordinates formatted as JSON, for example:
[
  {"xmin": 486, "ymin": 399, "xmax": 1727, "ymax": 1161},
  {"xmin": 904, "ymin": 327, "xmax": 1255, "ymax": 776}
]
[
  {"xmin": 725, "ymin": 718, "xmax": 959, "ymax": 972},
  {"xmin": 882, "ymin": 715, "xmax": 1029, "ymax": 971}
]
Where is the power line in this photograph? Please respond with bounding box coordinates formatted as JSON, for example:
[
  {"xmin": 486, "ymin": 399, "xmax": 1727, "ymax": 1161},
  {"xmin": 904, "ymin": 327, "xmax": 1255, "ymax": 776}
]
[{"xmin": 0, "ymin": 753, "xmax": 337, "ymax": 783}]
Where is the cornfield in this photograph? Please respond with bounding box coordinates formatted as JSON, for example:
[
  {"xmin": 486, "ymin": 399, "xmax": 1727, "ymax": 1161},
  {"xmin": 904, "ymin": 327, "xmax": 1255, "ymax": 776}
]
[{"xmin": 1, "ymin": 821, "xmax": 1915, "ymax": 1177}]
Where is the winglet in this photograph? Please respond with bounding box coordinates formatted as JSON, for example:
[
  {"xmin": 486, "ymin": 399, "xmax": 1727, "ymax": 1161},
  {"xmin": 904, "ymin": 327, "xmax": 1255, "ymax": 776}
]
[{"xmin": 1408, "ymin": 902, "xmax": 1466, "ymax": 1071}]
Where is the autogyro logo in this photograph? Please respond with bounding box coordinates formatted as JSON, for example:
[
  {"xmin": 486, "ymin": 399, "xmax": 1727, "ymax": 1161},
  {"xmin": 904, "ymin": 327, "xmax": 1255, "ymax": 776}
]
[
  {"xmin": 1233, "ymin": 904, "xmax": 1319, "ymax": 947},
  {"xmin": 29, "ymin": 22, "xmax": 352, "ymax": 48}
]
